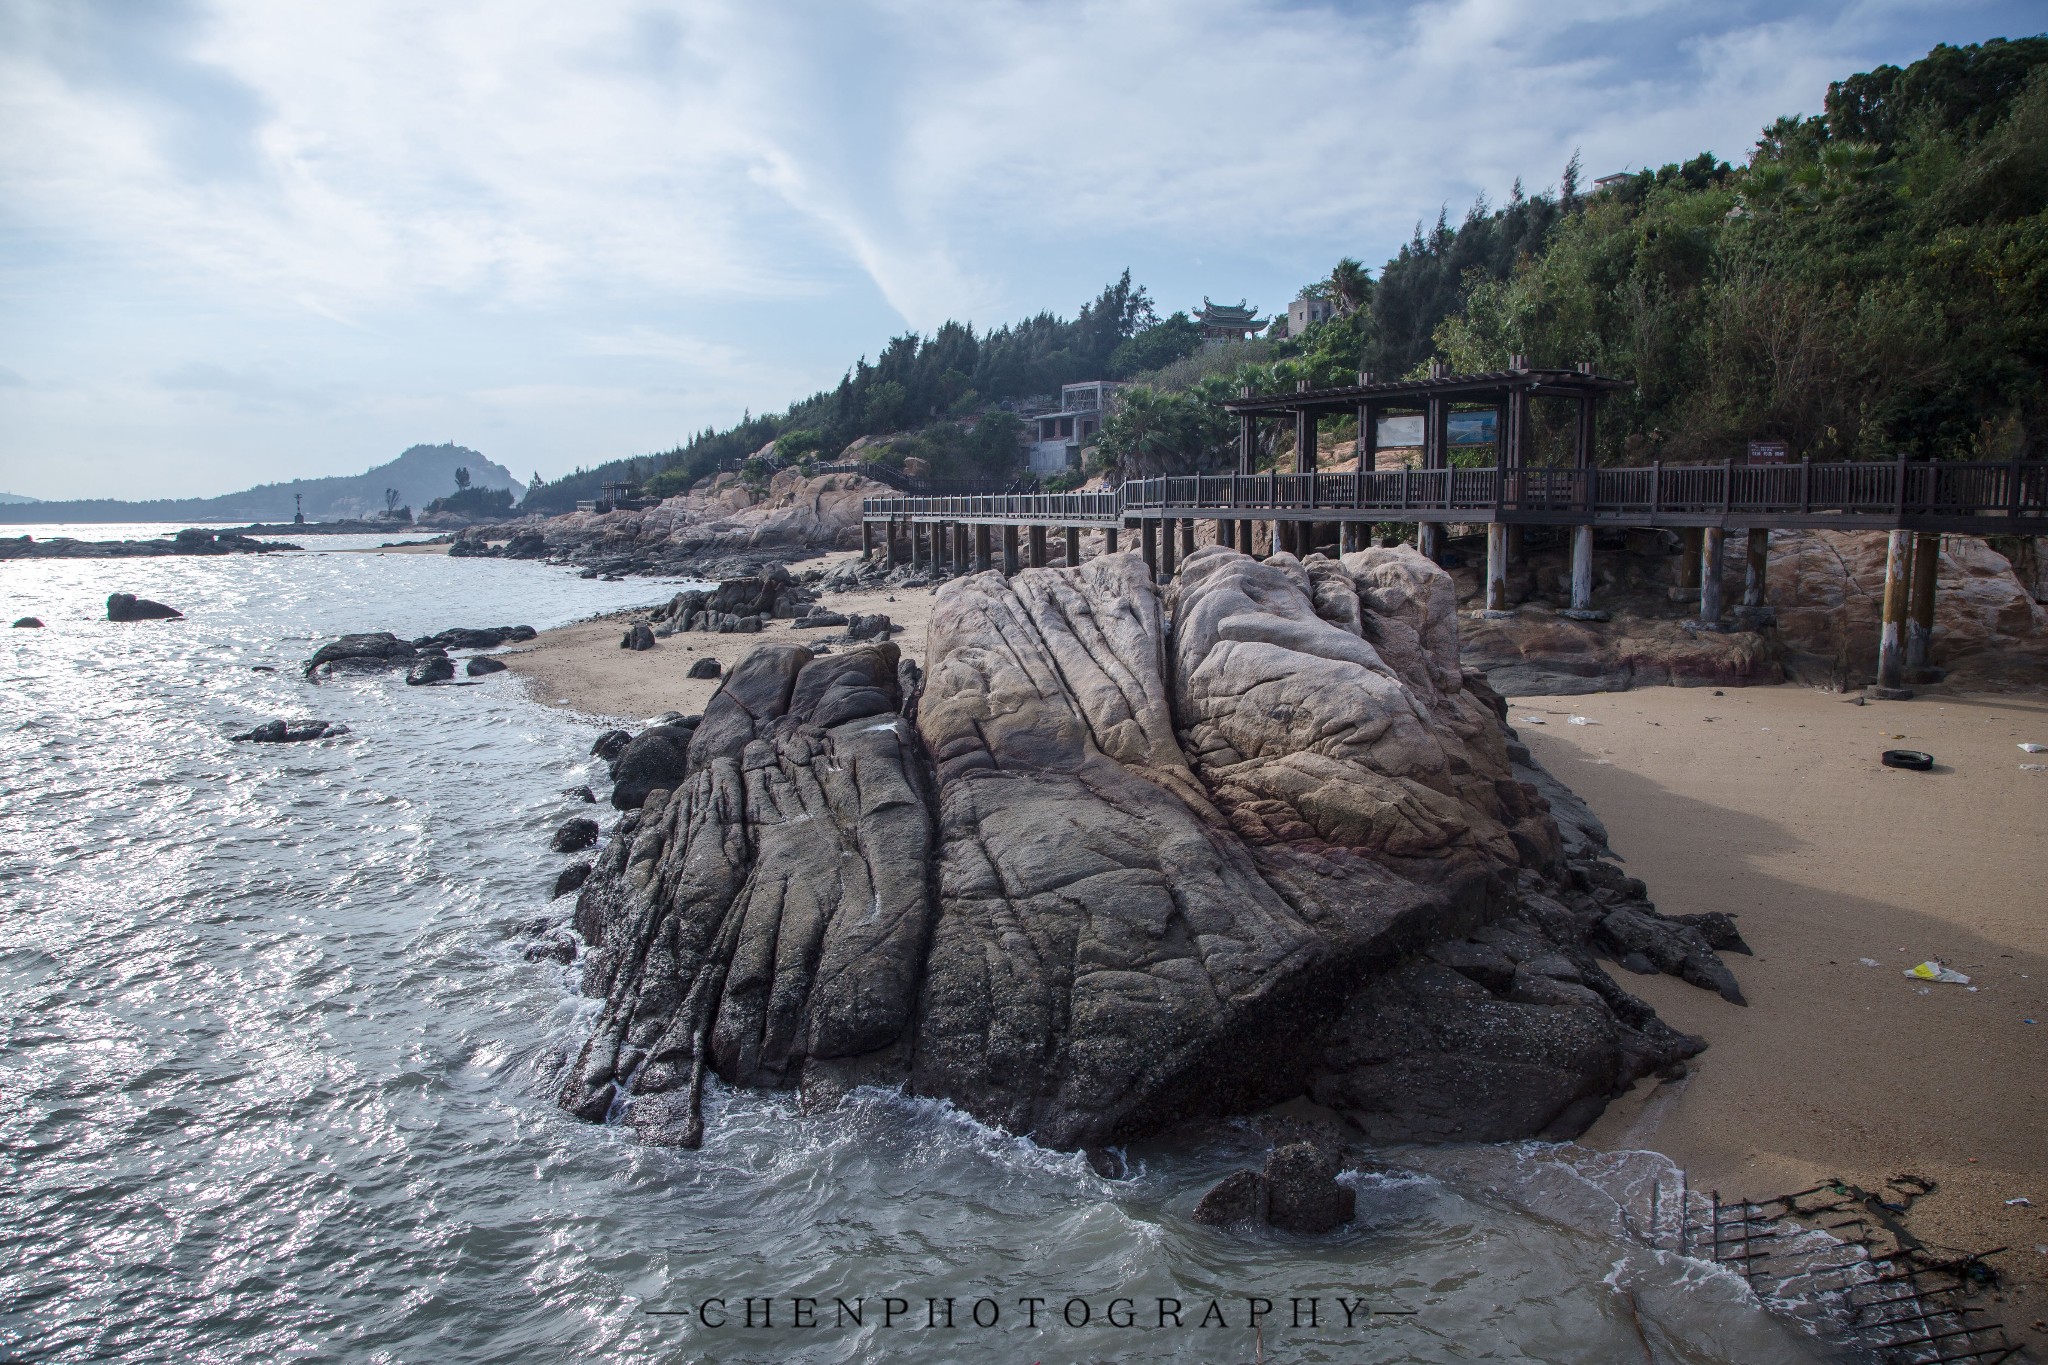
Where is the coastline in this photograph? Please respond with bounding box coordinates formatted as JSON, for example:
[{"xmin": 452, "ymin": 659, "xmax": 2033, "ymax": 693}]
[{"xmin": 509, "ymin": 559, "xmax": 2046, "ymax": 1325}]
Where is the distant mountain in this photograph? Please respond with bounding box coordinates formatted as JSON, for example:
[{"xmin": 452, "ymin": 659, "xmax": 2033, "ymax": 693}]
[
  {"xmin": 0, "ymin": 444, "xmax": 524, "ymax": 524},
  {"xmin": 0, "ymin": 491, "xmax": 41, "ymax": 505}
]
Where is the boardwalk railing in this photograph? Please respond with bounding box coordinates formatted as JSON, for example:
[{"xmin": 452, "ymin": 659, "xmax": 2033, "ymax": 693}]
[{"xmin": 861, "ymin": 458, "xmax": 2048, "ymax": 530}]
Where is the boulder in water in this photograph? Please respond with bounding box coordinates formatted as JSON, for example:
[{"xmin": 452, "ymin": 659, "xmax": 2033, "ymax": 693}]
[
  {"xmin": 405, "ymin": 651, "xmax": 456, "ymax": 686},
  {"xmin": 428, "ymin": 625, "xmax": 536, "ymax": 650},
  {"xmin": 106, "ymin": 593, "xmax": 182, "ymax": 622},
  {"xmin": 230, "ymin": 719, "xmax": 345, "ymax": 743},
  {"xmin": 466, "ymin": 656, "xmax": 508, "ymax": 676},
  {"xmin": 12, "ymin": 616, "xmax": 42, "ymax": 628},
  {"xmin": 607, "ymin": 722, "xmax": 697, "ymax": 810},
  {"xmin": 550, "ymin": 817, "xmax": 600, "ymax": 853},
  {"xmin": 304, "ymin": 632, "xmax": 418, "ymax": 679},
  {"xmin": 563, "ymin": 784, "xmax": 596, "ymax": 803},
  {"xmin": 590, "ymin": 729, "xmax": 632, "ymax": 762},
  {"xmin": 553, "ymin": 862, "xmax": 594, "ymax": 899}
]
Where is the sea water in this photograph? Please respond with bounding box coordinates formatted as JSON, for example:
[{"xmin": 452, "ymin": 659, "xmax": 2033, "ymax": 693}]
[{"xmin": 0, "ymin": 531, "xmax": 1826, "ymax": 1363}]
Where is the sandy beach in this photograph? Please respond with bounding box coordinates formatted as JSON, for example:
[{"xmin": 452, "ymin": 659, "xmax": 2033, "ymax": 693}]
[
  {"xmin": 1539, "ymin": 683, "xmax": 2048, "ymax": 1319},
  {"xmin": 508, "ymin": 564, "xmax": 2047, "ymax": 1323}
]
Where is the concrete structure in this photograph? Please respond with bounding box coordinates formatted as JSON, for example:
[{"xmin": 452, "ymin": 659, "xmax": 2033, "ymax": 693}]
[
  {"xmin": 1285, "ymin": 295, "xmax": 1336, "ymax": 337},
  {"xmin": 1027, "ymin": 381, "xmax": 1120, "ymax": 476}
]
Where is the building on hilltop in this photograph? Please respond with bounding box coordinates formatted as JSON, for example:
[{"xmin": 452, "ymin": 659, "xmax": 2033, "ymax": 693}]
[
  {"xmin": 1196, "ymin": 298, "xmax": 1267, "ymax": 345},
  {"xmin": 1027, "ymin": 381, "xmax": 1121, "ymax": 475},
  {"xmin": 1285, "ymin": 294, "xmax": 1336, "ymax": 338}
]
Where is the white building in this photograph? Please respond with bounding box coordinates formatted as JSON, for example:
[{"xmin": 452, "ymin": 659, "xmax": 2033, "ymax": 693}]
[{"xmin": 1286, "ymin": 295, "xmax": 1336, "ymax": 336}]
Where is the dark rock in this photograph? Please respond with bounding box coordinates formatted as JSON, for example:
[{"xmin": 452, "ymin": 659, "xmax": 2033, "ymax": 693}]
[
  {"xmin": 405, "ymin": 651, "xmax": 456, "ymax": 686},
  {"xmin": 431, "ymin": 625, "xmax": 536, "ymax": 649},
  {"xmin": 304, "ymin": 632, "xmax": 417, "ymax": 678},
  {"xmin": 686, "ymin": 657, "xmax": 722, "ymax": 679},
  {"xmin": 563, "ymin": 784, "xmax": 596, "ymax": 803},
  {"xmin": 620, "ymin": 621, "xmax": 656, "ymax": 651},
  {"xmin": 553, "ymin": 862, "xmax": 594, "ymax": 899},
  {"xmin": 844, "ymin": 612, "xmax": 892, "ymax": 640},
  {"xmin": 250, "ymin": 665, "xmax": 276, "ymax": 672},
  {"xmin": 1192, "ymin": 1170, "xmax": 1269, "ymax": 1226},
  {"xmin": 524, "ymin": 933, "xmax": 578, "ymax": 964},
  {"xmin": 106, "ymin": 592, "xmax": 182, "ymax": 622},
  {"xmin": 591, "ymin": 729, "xmax": 631, "ymax": 761},
  {"xmin": 793, "ymin": 610, "xmax": 847, "ymax": 629},
  {"xmin": 608, "ymin": 724, "xmax": 697, "ymax": 810},
  {"xmin": 1263, "ymin": 1143, "xmax": 1355, "ymax": 1233},
  {"xmin": 1670, "ymin": 911, "xmax": 1752, "ymax": 955},
  {"xmin": 466, "ymin": 656, "xmax": 508, "ymax": 676},
  {"xmin": 500, "ymin": 530, "xmax": 548, "ymax": 559},
  {"xmin": 12, "ymin": 616, "xmax": 41, "ymax": 628},
  {"xmin": 550, "ymin": 817, "xmax": 600, "ymax": 853},
  {"xmin": 230, "ymin": 719, "xmax": 344, "ymax": 743}
]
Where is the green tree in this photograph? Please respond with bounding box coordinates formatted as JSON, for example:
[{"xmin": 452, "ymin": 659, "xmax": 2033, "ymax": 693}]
[{"xmin": 453, "ymin": 466, "xmax": 471, "ymax": 490}]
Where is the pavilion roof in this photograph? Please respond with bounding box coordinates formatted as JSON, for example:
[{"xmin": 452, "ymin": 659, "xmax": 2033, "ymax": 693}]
[{"xmin": 1197, "ymin": 298, "xmax": 1266, "ymax": 326}]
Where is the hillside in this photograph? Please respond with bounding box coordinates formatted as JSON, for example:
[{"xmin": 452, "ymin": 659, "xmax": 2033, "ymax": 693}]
[{"xmin": 0, "ymin": 443, "xmax": 523, "ymax": 525}]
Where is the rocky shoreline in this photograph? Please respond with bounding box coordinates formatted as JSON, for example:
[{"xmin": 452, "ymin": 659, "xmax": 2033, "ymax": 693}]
[
  {"xmin": 1, "ymin": 527, "xmax": 303, "ymax": 559},
  {"xmin": 546, "ymin": 545, "xmax": 1744, "ymax": 1162}
]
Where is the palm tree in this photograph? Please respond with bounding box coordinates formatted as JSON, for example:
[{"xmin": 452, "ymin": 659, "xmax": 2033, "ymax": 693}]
[{"xmin": 1328, "ymin": 258, "xmax": 1373, "ymax": 316}]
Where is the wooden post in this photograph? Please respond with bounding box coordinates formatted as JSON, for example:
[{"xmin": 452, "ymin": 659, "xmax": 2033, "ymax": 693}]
[
  {"xmin": 860, "ymin": 520, "xmax": 874, "ymax": 559},
  {"xmin": 1907, "ymin": 532, "xmax": 1939, "ymax": 674},
  {"xmin": 1417, "ymin": 522, "xmax": 1442, "ymax": 562},
  {"xmin": 1238, "ymin": 519, "xmax": 1254, "ymax": 554},
  {"xmin": 1699, "ymin": 527, "xmax": 1724, "ymax": 625},
  {"xmin": 1675, "ymin": 527, "xmax": 1703, "ymax": 599},
  {"xmin": 1161, "ymin": 518, "xmax": 1178, "ymax": 577},
  {"xmin": 1141, "ymin": 520, "xmax": 1157, "ymax": 576},
  {"xmin": 1570, "ymin": 524, "xmax": 1595, "ymax": 612},
  {"xmin": 1237, "ymin": 412, "xmax": 1256, "ymax": 475},
  {"xmin": 1179, "ymin": 518, "xmax": 1195, "ymax": 558},
  {"xmin": 1063, "ymin": 525, "xmax": 1081, "ymax": 567},
  {"xmin": 1484, "ymin": 522, "xmax": 1508, "ymax": 612},
  {"xmin": 1424, "ymin": 396, "xmax": 1446, "ymax": 471},
  {"xmin": 954, "ymin": 522, "xmax": 969, "ymax": 570},
  {"xmin": 975, "ymin": 523, "xmax": 992, "ymax": 573},
  {"xmin": 1874, "ymin": 529, "xmax": 1913, "ymax": 697},
  {"xmin": 1105, "ymin": 526, "xmax": 1119, "ymax": 554},
  {"xmin": 1001, "ymin": 524, "xmax": 1020, "ymax": 576},
  {"xmin": 1028, "ymin": 524, "xmax": 1048, "ymax": 568},
  {"xmin": 1294, "ymin": 409, "xmax": 1316, "ymax": 474},
  {"xmin": 1358, "ymin": 402, "xmax": 1376, "ymax": 472},
  {"xmin": 1220, "ymin": 519, "xmax": 1236, "ymax": 550},
  {"xmin": 1742, "ymin": 529, "xmax": 1769, "ymax": 608}
]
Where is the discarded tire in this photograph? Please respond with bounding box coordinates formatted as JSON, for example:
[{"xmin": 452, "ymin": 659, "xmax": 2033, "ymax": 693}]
[{"xmin": 1880, "ymin": 749, "xmax": 1934, "ymax": 771}]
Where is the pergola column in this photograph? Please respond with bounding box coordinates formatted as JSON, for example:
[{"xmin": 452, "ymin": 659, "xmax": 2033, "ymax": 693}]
[
  {"xmin": 1237, "ymin": 406, "xmax": 1256, "ymax": 474},
  {"xmin": 1907, "ymin": 532, "xmax": 1940, "ymax": 674},
  {"xmin": 975, "ymin": 524, "xmax": 992, "ymax": 573},
  {"xmin": 1874, "ymin": 529, "xmax": 1913, "ymax": 698},
  {"xmin": 1699, "ymin": 528, "xmax": 1725, "ymax": 625},
  {"xmin": 1484, "ymin": 523, "xmax": 1509, "ymax": 612},
  {"xmin": 1001, "ymin": 525, "xmax": 1020, "ymax": 576},
  {"xmin": 1570, "ymin": 525, "xmax": 1595, "ymax": 611},
  {"xmin": 1742, "ymin": 529, "xmax": 1769, "ymax": 607},
  {"xmin": 1357, "ymin": 399, "xmax": 1377, "ymax": 472}
]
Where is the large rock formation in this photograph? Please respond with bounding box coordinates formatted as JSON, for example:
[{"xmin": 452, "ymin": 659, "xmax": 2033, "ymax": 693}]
[{"xmin": 558, "ymin": 548, "xmax": 1726, "ymax": 1155}]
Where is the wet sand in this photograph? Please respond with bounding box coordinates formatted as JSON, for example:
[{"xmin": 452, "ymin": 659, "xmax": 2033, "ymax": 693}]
[{"xmin": 1535, "ymin": 684, "xmax": 2048, "ymax": 1316}]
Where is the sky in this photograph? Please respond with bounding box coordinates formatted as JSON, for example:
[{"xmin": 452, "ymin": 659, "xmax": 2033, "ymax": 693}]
[{"xmin": 0, "ymin": 0, "xmax": 2040, "ymax": 501}]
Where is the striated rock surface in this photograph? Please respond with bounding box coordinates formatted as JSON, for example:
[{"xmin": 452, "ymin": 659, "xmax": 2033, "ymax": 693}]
[{"xmin": 559, "ymin": 548, "xmax": 1729, "ymax": 1154}]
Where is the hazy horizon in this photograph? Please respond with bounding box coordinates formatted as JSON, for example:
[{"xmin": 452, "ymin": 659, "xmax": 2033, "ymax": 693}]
[{"xmin": 2, "ymin": 0, "xmax": 2040, "ymax": 501}]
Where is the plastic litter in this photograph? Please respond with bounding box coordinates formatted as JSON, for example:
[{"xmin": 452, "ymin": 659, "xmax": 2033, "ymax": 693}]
[
  {"xmin": 1858, "ymin": 957, "xmax": 1881, "ymax": 967},
  {"xmin": 1568, "ymin": 715, "xmax": 1598, "ymax": 725},
  {"xmin": 2018, "ymin": 742, "xmax": 2046, "ymax": 753},
  {"xmin": 2022, "ymin": 764, "xmax": 2046, "ymax": 772},
  {"xmin": 1904, "ymin": 961, "xmax": 1970, "ymax": 985},
  {"xmin": 2008, "ymin": 1197, "xmax": 2034, "ymax": 1208},
  {"xmin": 1517, "ymin": 715, "xmax": 1546, "ymax": 724}
]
